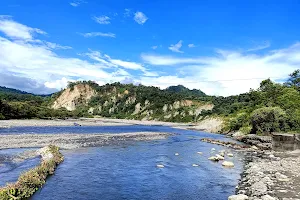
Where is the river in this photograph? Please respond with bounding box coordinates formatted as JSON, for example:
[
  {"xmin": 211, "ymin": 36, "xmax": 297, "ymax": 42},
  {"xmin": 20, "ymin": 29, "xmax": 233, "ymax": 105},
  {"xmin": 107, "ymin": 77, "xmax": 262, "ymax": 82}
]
[{"xmin": 0, "ymin": 125, "xmax": 244, "ymax": 200}]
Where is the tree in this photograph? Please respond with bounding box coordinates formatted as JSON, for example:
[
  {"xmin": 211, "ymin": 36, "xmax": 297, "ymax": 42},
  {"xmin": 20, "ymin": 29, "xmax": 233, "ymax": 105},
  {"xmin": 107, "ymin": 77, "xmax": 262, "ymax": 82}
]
[
  {"xmin": 250, "ymin": 107, "xmax": 287, "ymax": 134},
  {"xmin": 285, "ymin": 69, "xmax": 300, "ymax": 91}
]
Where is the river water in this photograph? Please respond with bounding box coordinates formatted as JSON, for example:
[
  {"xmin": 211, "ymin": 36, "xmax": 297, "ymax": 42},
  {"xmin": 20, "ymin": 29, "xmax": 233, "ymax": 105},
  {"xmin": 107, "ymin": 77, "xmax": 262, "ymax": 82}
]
[{"xmin": 0, "ymin": 125, "xmax": 244, "ymax": 200}]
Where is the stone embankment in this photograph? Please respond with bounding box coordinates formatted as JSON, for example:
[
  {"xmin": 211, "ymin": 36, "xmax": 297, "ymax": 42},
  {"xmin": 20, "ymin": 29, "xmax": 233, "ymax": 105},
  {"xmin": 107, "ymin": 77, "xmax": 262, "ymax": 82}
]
[{"xmin": 0, "ymin": 132, "xmax": 171, "ymax": 149}]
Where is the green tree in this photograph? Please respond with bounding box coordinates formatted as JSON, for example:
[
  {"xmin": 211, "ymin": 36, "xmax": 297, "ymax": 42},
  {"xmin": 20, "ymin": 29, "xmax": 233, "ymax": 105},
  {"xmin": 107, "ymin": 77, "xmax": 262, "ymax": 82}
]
[{"xmin": 250, "ymin": 107, "xmax": 287, "ymax": 134}]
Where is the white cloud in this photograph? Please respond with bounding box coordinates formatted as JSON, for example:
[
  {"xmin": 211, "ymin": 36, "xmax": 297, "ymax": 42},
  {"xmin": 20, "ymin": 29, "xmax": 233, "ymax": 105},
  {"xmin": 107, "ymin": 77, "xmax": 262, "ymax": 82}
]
[
  {"xmin": 44, "ymin": 42, "xmax": 72, "ymax": 50},
  {"xmin": 141, "ymin": 44, "xmax": 300, "ymax": 96},
  {"xmin": 83, "ymin": 50, "xmax": 145, "ymax": 70},
  {"xmin": 93, "ymin": 16, "xmax": 111, "ymax": 24},
  {"xmin": 80, "ymin": 32, "xmax": 116, "ymax": 38},
  {"xmin": 0, "ymin": 18, "xmax": 158, "ymax": 93},
  {"xmin": 169, "ymin": 40, "xmax": 184, "ymax": 53},
  {"xmin": 70, "ymin": 0, "xmax": 87, "ymax": 7},
  {"xmin": 124, "ymin": 9, "xmax": 131, "ymax": 17},
  {"xmin": 0, "ymin": 16, "xmax": 46, "ymax": 40},
  {"xmin": 134, "ymin": 12, "xmax": 148, "ymax": 25},
  {"xmin": 247, "ymin": 41, "xmax": 270, "ymax": 52},
  {"xmin": 152, "ymin": 46, "xmax": 158, "ymax": 50},
  {"xmin": 188, "ymin": 44, "xmax": 196, "ymax": 48}
]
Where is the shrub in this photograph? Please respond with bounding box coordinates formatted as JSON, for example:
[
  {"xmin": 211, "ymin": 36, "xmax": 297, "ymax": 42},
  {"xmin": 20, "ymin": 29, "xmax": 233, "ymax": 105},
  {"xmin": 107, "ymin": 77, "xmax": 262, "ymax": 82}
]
[{"xmin": 250, "ymin": 107, "xmax": 288, "ymax": 134}]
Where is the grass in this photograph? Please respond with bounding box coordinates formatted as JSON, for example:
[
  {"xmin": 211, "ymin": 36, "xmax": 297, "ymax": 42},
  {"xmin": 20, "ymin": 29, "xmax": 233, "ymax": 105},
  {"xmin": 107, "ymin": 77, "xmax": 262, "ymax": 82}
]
[{"xmin": 0, "ymin": 145, "xmax": 64, "ymax": 199}]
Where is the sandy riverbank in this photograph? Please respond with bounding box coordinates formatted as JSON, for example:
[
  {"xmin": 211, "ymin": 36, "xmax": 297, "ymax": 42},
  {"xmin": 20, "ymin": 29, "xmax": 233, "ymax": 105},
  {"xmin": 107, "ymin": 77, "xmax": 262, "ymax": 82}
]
[
  {"xmin": 0, "ymin": 118, "xmax": 191, "ymax": 128},
  {"xmin": 0, "ymin": 132, "xmax": 171, "ymax": 149}
]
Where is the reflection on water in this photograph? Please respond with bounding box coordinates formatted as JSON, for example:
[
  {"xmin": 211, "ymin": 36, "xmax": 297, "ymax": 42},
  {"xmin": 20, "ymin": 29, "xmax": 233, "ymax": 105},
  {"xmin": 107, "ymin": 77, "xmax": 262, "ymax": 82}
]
[{"xmin": 0, "ymin": 126, "xmax": 244, "ymax": 200}]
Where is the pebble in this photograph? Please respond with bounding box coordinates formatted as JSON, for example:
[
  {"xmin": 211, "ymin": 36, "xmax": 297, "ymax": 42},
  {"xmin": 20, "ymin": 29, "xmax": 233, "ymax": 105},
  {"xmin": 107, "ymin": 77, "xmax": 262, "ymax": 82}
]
[
  {"xmin": 192, "ymin": 164, "xmax": 199, "ymax": 167},
  {"xmin": 228, "ymin": 153, "xmax": 234, "ymax": 157},
  {"xmin": 197, "ymin": 152, "xmax": 203, "ymax": 155},
  {"xmin": 156, "ymin": 164, "xmax": 164, "ymax": 168},
  {"xmin": 175, "ymin": 153, "xmax": 179, "ymax": 156},
  {"xmin": 222, "ymin": 161, "xmax": 234, "ymax": 167}
]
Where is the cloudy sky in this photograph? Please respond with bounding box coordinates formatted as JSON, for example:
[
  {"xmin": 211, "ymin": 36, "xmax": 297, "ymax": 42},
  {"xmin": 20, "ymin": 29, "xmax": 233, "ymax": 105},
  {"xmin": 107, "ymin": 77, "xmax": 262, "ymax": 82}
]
[{"xmin": 0, "ymin": 0, "xmax": 299, "ymax": 96}]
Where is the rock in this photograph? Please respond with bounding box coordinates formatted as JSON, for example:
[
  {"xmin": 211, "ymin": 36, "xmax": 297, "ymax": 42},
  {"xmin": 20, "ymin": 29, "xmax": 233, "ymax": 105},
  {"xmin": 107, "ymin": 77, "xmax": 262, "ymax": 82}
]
[
  {"xmin": 216, "ymin": 154, "xmax": 225, "ymax": 160},
  {"xmin": 197, "ymin": 152, "xmax": 203, "ymax": 155},
  {"xmin": 222, "ymin": 161, "xmax": 234, "ymax": 167},
  {"xmin": 175, "ymin": 153, "xmax": 179, "ymax": 156},
  {"xmin": 227, "ymin": 153, "xmax": 234, "ymax": 157},
  {"xmin": 192, "ymin": 164, "xmax": 199, "ymax": 167},
  {"xmin": 275, "ymin": 172, "xmax": 289, "ymax": 182},
  {"xmin": 157, "ymin": 164, "xmax": 164, "ymax": 168},
  {"xmin": 228, "ymin": 194, "xmax": 248, "ymax": 200},
  {"xmin": 211, "ymin": 148, "xmax": 216, "ymax": 151},
  {"xmin": 250, "ymin": 181, "xmax": 267, "ymax": 196},
  {"xmin": 251, "ymin": 145, "xmax": 259, "ymax": 150},
  {"xmin": 208, "ymin": 156, "xmax": 219, "ymax": 161},
  {"xmin": 261, "ymin": 195, "xmax": 276, "ymax": 200}
]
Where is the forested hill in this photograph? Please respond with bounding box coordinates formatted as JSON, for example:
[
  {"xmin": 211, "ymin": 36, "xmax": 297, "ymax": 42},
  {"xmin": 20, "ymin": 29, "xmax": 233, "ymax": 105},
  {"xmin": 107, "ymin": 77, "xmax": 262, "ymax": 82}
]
[
  {"xmin": 0, "ymin": 69, "xmax": 300, "ymax": 135},
  {"xmin": 165, "ymin": 85, "xmax": 206, "ymax": 97}
]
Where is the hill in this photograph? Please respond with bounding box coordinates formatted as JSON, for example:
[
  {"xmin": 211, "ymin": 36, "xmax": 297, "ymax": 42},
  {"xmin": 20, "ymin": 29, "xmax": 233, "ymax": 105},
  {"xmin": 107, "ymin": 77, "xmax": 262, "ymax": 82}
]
[
  {"xmin": 1, "ymin": 69, "xmax": 300, "ymax": 135},
  {"xmin": 165, "ymin": 85, "xmax": 206, "ymax": 97}
]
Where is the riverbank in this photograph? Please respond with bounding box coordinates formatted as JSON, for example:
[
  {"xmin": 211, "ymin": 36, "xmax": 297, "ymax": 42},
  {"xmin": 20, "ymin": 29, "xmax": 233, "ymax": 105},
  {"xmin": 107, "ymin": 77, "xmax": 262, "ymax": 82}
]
[
  {"xmin": 0, "ymin": 132, "xmax": 171, "ymax": 149},
  {"xmin": 0, "ymin": 145, "xmax": 63, "ymax": 199},
  {"xmin": 231, "ymin": 150, "xmax": 300, "ymax": 200},
  {"xmin": 0, "ymin": 118, "xmax": 190, "ymax": 128}
]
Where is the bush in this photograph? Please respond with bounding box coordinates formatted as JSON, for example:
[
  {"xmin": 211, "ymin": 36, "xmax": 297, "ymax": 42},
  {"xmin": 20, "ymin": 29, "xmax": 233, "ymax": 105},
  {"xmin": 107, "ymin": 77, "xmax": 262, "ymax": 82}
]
[
  {"xmin": 228, "ymin": 112, "xmax": 249, "ymax": 131},
  {"xmin": 250, "ymin": 107, "xmax": 288, "ymax": 134}
]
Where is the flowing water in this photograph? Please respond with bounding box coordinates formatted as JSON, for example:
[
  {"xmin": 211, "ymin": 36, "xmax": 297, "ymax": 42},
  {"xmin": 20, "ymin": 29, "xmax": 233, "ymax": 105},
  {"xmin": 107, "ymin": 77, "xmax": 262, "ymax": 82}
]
[{"xmin": 0, "ymin": 125, "xmax": 245, "ymax": 200}]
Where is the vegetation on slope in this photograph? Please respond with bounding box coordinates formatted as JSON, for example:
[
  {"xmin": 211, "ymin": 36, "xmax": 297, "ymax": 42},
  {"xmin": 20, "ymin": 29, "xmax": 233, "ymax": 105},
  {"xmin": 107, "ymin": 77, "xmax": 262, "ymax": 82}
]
[
  {"xmin": 0, "ymin": 145, "xmax": 64, "ymax": 200},
  {"xmin": 0, "ymin": 69, "xmax": 299, "ymax": 135},
  {"xmin": 208, "ymin": 69, "xmax": 300, "ymax": 134}
]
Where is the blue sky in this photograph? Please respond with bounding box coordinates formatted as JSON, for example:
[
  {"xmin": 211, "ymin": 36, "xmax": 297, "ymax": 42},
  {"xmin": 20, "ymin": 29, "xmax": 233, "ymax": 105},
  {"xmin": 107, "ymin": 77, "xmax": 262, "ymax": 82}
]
[{"xmin": 0, "ymin": 0, "xmax": 300, "ymax": 96}]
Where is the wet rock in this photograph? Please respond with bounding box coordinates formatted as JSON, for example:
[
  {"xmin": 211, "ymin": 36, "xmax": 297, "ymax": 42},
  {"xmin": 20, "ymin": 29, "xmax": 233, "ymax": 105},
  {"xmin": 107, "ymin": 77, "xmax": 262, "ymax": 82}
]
[
  {"xmin": 228, "ymin": 194, "xmax": 248, "ymax": 200},
  {"xmin": 175, "ymin": 153, "xmax": 179, "ymax": 156},
  {"xmin": 197, "ymin": 152, "xmax": 203, "ymax": 155},
  {"xmin": 192, "ymin": 164, "xmax": 199, "ymax": 167},
  {"xmin": 208, "ymin": 156, "xmax": 219, "ymax": 161},
  {"xmin": 222, "ymin": 161, "xmax": 234, "ymax": 167},
  {"xmin": 157, "ymin": 164, "xmax": 164, "ymax": 168},
  {"xmin": 216, "ymin": 154, "xmax": 225, "ymax": 160},
  {"xmin": 228, "ymin": 153, "xmax": 234, "ymax": 157},
  {"xmin": 211, "ymin": 148, "xmax": 216, "ymax": 151}
]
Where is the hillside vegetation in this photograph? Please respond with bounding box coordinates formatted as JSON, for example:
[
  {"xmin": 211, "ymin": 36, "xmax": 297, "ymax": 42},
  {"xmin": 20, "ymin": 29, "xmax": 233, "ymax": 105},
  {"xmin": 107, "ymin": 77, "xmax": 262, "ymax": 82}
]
[{"xmin": 0, "ymin": 69, "xmax": 299, "ymax": 135}]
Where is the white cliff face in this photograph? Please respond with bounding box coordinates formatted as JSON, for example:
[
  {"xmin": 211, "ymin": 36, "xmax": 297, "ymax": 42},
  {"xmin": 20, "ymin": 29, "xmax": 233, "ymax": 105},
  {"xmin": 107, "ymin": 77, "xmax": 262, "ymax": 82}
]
[{"xmin": 52, "ymin": 84, "xmax": 96, "ymax": 111}]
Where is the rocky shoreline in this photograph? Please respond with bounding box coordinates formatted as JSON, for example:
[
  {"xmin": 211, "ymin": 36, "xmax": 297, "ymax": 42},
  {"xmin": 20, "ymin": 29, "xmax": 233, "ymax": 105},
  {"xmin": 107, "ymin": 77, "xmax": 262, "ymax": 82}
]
[
  {"xmin": 0, "ymin": 132, "xmax": 171, "ymax": 149},
  {"xmin": 229, "ymin": 150, "xmax": 300, "ymax": 200}
]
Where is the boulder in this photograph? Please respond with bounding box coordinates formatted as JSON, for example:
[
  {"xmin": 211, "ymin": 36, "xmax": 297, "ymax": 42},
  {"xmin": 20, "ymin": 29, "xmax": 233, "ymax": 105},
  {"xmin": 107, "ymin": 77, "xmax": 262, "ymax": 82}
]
[
  {"xmin": 216, "ymin": 154, "xmax": 225, "ymax": 160},
  {"xmin": 228, "ymin": 194, "xmax": 248, "ymax": 200},
  {"xmin": 261, "ymin": 195, "xmax": 276, "ymax": 200},
  {"xmin": 227, "ymin": 153, "xmax": 234, "ymax": 157},
  {"xmin": 208, "ymin": 156, "xmax": 219, "ymax": 161},
  {"xmin": 222, "ymin": 161, "xmax": 234, "ymax": 167},
  {"xmin": 175, "ymin": 153, "xmax": 179, "ymax": 156},
  {"xmin": 250, "ymin": 181, "xmax": 267, "ymax": 196}
]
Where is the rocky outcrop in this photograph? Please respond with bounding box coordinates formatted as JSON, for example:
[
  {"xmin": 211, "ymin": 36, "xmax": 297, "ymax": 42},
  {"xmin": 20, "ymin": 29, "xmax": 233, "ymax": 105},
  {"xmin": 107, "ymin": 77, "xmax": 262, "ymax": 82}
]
[
  {"xmin": 190, "ymin": 118, "xmax": 224, "ymax": 133},
  {"xmin": 52, "ymin": 84, "xmax": 96, "ymax": 111}
]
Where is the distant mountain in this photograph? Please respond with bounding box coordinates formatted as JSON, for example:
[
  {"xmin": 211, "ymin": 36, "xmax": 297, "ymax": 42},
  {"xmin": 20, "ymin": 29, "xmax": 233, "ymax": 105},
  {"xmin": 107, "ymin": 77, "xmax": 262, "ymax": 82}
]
[
  {"xmin": 165, "ymin": 85, "xmax": 206, "ymax": 97},
  {"xmin": 0, "ymin": 86, "xmax": 32, "ymax": 95}
]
